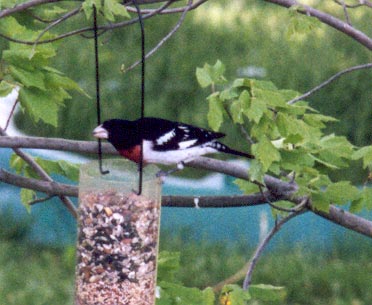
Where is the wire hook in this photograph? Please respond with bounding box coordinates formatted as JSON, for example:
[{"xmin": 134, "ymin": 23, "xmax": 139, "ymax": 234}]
[
  {"xmin": 93, "ymin": 5, "xmax": 109, "ymax": 175},
  {"xmin": 132, "ymin": 0, "xmax": 146, "ymax": 195}
]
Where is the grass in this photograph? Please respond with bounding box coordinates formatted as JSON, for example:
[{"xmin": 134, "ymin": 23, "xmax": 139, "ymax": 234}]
[{"xmin": 0, "ymin": 231, "xmax": 371, "ymax": 305}]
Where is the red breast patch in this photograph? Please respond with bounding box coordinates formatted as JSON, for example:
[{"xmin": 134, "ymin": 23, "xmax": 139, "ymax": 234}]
[{"xmin": 118, "ymin": 145, "xmax": 142, "ymax": 163}]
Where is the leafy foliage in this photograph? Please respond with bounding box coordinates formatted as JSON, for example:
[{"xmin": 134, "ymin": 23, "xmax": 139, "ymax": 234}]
[
  {"xmin": 10, "ymin": 154, "xmax": 79, "ymax": 209},
  {"xmin": 156, "ymin": 251, "xmax": 285, "ymax": 305},
  {"xmin": 82, "ymin": 0, "xmax": 130, "ymax": 20},
  {"xmin": 197, "ymin": 60, "xmax": 372, "ymax": 213},
  {"xmin": 0, "ymin": 16, "xmax": 88, "ymax": 126}
]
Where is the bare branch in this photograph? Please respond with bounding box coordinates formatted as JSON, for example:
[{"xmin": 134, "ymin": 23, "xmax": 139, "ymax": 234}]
[
  {"xmin": 0, "ymin": 0, "xmax": 183, "ymax": 19},
  {"xmin": 125, "ymin": 0, "xmax": 208, "ymax": 14},
  {"xmin": 0, "ymin": 168, "xmax": 79, "ymax": 196},
  {"xmin": 0, "ymin": 0, "xmax": 203, "ymax": 45},
  {"xmin": 1, "ymin": 135, "xmax": 372, "ymax": 237},
  {"xmin": 242, "ymin": 209, "xmax": 305, "ymax": 290},
  {"xmin": 0, "ymin": 0, "xmax": 61, "ymax": 19},
  {"xmin": 333, "ymin": 0, "xmax": 359, "ymax": 8},
  {"xmin": 287, "ymin": 63, "xmax": 372, "ymax": 104},
  {"xmin": 31, "ymin": 6, "xmax": 81, "ymax": 48},
  {"xmin": 264, "ymin": 0, "xmax": 372, "ymax": 50},
  {"xmin": 0, "ymin": 168, "xmax": 270, "ymax": 207},
  {"xmin": 340, "ymin": 0, "xmax": 352, "ymax": 25},
  {"xmin": 4, "ymin": 99, "xmax": 18, "ymax": 132},
  {"xmin": 0, "ymin": 131, "xmax": 78, "ymax": 218},
  {"xmin": 124, "ymin": 0, "xmax": 193, "ymax": 72},
  {"xmin": 213, "ymin": 209, "xmax": 305, "ymax": 292},
  {"xmin": 29, "ymin": 194, "xmax": 56, "ymax": 205}
]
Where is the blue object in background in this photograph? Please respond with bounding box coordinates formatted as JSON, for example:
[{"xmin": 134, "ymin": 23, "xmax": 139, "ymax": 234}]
[{"xmin": 0, "ymin": 148, "xmax": 370, "ymax": 250}]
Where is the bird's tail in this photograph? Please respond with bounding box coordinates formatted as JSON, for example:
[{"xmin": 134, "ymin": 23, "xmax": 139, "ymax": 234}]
[{"xmin": 209, "ymin": 142, "xmax": 255, "ymax": 159}]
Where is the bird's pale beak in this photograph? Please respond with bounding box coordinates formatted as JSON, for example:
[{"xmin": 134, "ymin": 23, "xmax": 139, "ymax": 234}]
[{"xmin": 93, "ymin": 125, "xmax": 109, "ymax": 139}]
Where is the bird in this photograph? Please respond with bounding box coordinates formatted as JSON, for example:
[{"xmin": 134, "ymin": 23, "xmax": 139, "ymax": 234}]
[{"xmin": 93, "ymin": 117, "xmax": 254, "ymax": 172}]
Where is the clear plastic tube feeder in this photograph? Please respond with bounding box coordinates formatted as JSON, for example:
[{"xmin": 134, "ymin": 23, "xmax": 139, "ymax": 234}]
[{"xmin": 75, "ymin": 159, "xmax": 162, "ymax": 305}]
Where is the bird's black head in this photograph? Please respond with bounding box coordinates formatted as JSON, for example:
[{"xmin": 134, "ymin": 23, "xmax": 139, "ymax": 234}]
[{"xmin": 93, "ymin": 119, "xmax": 140, "ymax": 150}]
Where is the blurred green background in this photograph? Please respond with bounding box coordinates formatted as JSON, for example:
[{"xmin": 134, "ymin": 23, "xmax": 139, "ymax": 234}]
[{"xmin": 2, "ymin": 0, "xmax": 372, "ymax": 304}]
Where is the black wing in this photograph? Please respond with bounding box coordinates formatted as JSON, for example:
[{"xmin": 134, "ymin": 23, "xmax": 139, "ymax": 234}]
[{"xmin": 138, "ymin": 117, "xmax": 225, "ymax": 151}]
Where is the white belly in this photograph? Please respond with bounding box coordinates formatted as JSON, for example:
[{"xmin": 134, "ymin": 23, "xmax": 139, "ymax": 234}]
[{"xmin": 142, "ymin": 140, "xmax": 217, "ymax": 165}]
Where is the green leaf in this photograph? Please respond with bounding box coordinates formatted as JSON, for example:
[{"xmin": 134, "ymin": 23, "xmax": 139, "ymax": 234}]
[
  {"xmin": 9, "ymin": 65, "xmax": 46, "ymax": 90},
  {"xmin": 246, "ymin": 97, "xmax": 266, "ymax": 124},
  {"xmin": 352, "ymin": 146, "xmax": 372, "ymax": 169},
  {"xmin": 270, "ymin": 200, "xmax": 294, "ymax": 218},
  {"xmin": 10, "ymin": 154, "xmax": 25, "ymax": 174},
  {"xmin": 82, "ymin": 0, "xmax": 102, "ymax": 19},
  {"xmin": 103, "ymin": 0, "xmax": 130, "ymax": 21},
  {"xmin": 10, "ymin": 154, "xmax": 80, "ymax": 182},
  {"xmin": 207, "ymin": 93, "xmax": 225, "ymax": 131},
  {"xmin": 324, "ymin": 181, "xmax": 360, "ymax": 206},
  {"xmin": 33, "ymin": 6, "xmax": 68, "ymax": 20},
  {"xmin": 196, "ymin": 66, "xmax": 213, "ymax": 88},
  {"xmin": 253, "ymin": 87, "xmax": 286, "ymax": 108},
  {"xmin": 43, "ymin": 67, "xmax": 90, "ymax": 98},
  {"xmin": 303, "ymin": 113, "xmax": 338, "ymax": 129},
  {"xmin": 249, "ymin": 284, "xmax": 286, "ymax": 302},
  {"xmin": 220, "ymin": 87, "xmax": 239, "ymax": 100},
  {"xmin": 158, "ymin": 282, "xmax": 215, "ymax": 305},
  {"xmin": 234, "ymin": 179, "xmax": 260, "ymax": 194},
  {"xmin": 0, "ymin": 81, "xmax": 15, "ymax": 97},
  {"xmin": 157, "ymin": 251, "xmax": 181, "ymax": 283},
  {"xmin": 196, "ymin": 60, "xmax": 226, "ymax": 88},
  {"xmin": 20, "ymin": 189, "xmax": 34, "ymax": 213},
  {"xmin": 230, "ymin": 90, "xmax": 250, "ymax": 124},
  {"xmin": 249, "ymin": 159, "xmax": 265, "ymax": 184},
  {"xmin": 320, "ymin": 134, "xmax": 354, "ymax": 158},
  {"xmin": 280, "ymin": 149, "xmax": 314, "ymax": 172},
  {"xmin": 252, "ymin": 137, "xmax": 281, "ymax": 172},
  {"xmin": 220, "ymin": 284, "xmax": 251, "ymax": 305},
  {"xmin": 19, "ymin": 87, "xmax": 60, "ymax": 126},
  {"xmin": 286, "ymin": 10, "xmax": 321, "ymax": 40},
  {"xmin": 354, "ymin": 187, "xmax": 372, "ymax": 211},
  {"xmin": 311, "ymin": 192, "xmax": 330, "ymax": 212}
]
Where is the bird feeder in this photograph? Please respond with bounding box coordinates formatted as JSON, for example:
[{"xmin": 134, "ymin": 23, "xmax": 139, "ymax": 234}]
[{"xmin": 75, "ymin": 159, "xmax": 161, "ymax": 305}]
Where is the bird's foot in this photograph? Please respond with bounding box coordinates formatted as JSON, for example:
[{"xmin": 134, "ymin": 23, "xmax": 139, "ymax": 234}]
[{"xmin": 155, "ymin": 162, "xmax": 185, "ymax": 178}]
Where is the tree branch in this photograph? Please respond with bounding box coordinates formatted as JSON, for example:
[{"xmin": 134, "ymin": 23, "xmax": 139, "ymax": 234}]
[
  {"xmin": 213, "ymin": 209, "xmax": 305, "ymax": 292},
  {"xmin": 124, "ymin": 0, "xmax": 193, "ymax": 72},
  {"xmin": 0, "ymin": 0, "xmax": 184, "ymax": 19},
  {"xmin": 287, "ymin": 63, "xmax": 372, "ymax": 104},
  {"xmin": 0, "ymin": 0, "xmax": 61, "ymax": 19},
  {"xmin": 242, "ymin": 209, "xmax": 305, "ymax": 290},
  {"xmin": 0, "ymin": 132, "xmax": 78, "ymax": 218},
  {"xmin": 0, "ymin": 135, "xmax": 372, "ymax": 237},
  {"xmin": 264, "ymin": 0, "xmax": 372, "ymax": 50}
]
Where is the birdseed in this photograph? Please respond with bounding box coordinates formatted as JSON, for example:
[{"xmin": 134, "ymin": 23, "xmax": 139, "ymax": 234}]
[{"xmin": 75, "ymin": 191, "xmax": 160, "ymax": 305}]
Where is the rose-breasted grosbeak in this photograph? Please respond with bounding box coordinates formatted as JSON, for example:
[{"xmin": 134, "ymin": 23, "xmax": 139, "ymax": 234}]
[{"xmin": 93, "ymin": 117, "xmax": 254, "ymax": 168}]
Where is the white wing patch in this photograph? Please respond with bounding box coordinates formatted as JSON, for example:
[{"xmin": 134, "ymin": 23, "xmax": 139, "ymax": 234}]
[
  {"xmin": 178, "ymin": 139, "xmax": 198, "ymax": 149},
  {"xmin": 156, "ymin": 129, "xmax": 176, "ymax": 145}
]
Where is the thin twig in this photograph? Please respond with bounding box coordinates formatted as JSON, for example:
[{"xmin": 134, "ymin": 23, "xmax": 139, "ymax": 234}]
[
  {"xmin": 125, "ymin": 0, "xmax": 208, "ymax": 14},
  {"xmin": 258, "ymin": 184, "xmax": 307, "ymax": 213},
  {"xmin": 0, "ymin": 128, "xmax": 78, "ymax": 218},
  {"xmin": 123, "ymin": 0, "xmax": 193, "ymax": 72},
  {"xmin": 0, "ymin": 0, "xmax": 177, "ymax": 45},
  {"xmin": 287, "ymin": 63, "xmax": 372, "ymax": 104},
  {"xmin": 31, "ymin": 6, "xmax": 81, "ymax": 50},
  {"xmin": 360, "ymin": 0, "xmax": 372, "ymax": 8},
  {"xmin": 333, "ymin": 0, "xmax": 363, "ymax": 8},
  {"xmin": 242, "ymin": 209, "xmax": 305, "ymax": 290},
  {"xmin": 340, "ymin": 0, "xmax": 352, "ymax": 25},
  {"xmin": 29, "ymin": 194, "xmax": 55, "ymax": 205},
  {"xmin": 265, "ymin": 0, "xmax": 372, "ymax": 50},
  {"xmin": 3, "ymin": 99, "xmax": 18, "ymax": 132}
]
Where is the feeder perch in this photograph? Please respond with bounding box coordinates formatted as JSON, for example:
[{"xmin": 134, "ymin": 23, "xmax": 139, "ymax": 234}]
[{"xmin": 75, "ymin": 159, "xmax": 162, "ymax": 305}]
